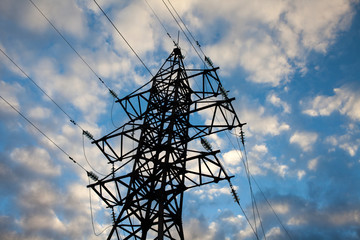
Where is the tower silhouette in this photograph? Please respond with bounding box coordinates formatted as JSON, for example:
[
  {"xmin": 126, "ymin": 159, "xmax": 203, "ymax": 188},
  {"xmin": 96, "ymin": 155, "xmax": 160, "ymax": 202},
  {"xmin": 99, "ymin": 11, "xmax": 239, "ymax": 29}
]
[{"xmin": 88, "ymin": 47, "xmax": 245, "ymax": 240}]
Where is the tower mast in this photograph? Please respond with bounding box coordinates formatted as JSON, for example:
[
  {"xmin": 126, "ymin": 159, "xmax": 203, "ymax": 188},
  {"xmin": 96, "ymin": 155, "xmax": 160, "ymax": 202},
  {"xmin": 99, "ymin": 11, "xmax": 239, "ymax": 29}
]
[{"xmin": 88, "ymin": 47, "xmax": 244, "ymax": 239}]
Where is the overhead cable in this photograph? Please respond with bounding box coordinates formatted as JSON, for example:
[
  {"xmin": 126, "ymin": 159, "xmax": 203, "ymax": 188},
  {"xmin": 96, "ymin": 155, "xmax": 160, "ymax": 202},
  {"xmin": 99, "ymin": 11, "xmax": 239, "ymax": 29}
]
[
  {"xmin": 0, "ymin": 47, "xmax": 72, "ymax": 123},
  {"xmin": 0, "ymin": 95, "xmax": 88, "ymax": 173},
  {"xmin": 92, "ymin": 0, "xmax": 154, "ymax": 77},
  {"xmin": 223, "ymin": 128, "xmax": 264, "ymax": 239},
  {"xmin": 143, "ymin": 0, "xmax": 177, "ymax": 46},
  {"xmin": 161, "ymin": 0, "xmax": 206, "ymax": 66},
  {"xmin": 82, "ymin": 133, "xmax": 107, "ymax": 177},
  {"xmin": 237, "ymin": 136, "xmax": 267, "ymax": 240},
  {"xmin": 27, "ymin": 0, "xmax": 119, "ymax": 101},
  {"xmin": 230, "ymin": 127, "xmax": 292, "ymax": 239},
  {"xmin": 166, "ymin": 0, "xmax": 206, "ymax": 57},
  {"xmin": 88, "ymin": 177, "xmax": 112, "ymax": 236},
  {"xmin": 251, "ymin": 174, "xmax": 294, "ymax": 240},
  {"xmin": 228, "ymin": 180, "xmax": 260, "ymax": 240},
  {"xmin": 0, "ymin": 47, "xmax": 92, "ymax": 138}
]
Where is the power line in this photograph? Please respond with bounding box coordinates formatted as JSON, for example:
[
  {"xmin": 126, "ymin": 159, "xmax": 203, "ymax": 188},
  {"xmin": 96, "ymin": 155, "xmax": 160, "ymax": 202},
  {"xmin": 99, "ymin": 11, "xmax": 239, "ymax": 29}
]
[
  {"xmin": 143, "ymin": 0, "xmax": 177, "ymax": 47},
  {"xmin": 223, "ymin": 129, "xmax": 265, "ymax": 239},
  {"xmin": 27, "ymin": 0, "xmax": 120, "ymax": 101},
  {"xmin": 228, "ymin": 180, "xmax": 260, "ymax": 240},
  {"xmin": 92, "ymin": 0, "xmax": 154, "ymax": 77},
  {"xmin": 238, "ymin": 137, "xmax": 267, "ymax": 240},
  {"xmin": 228, "ymin": 128, "xmax": 292, "ymax": 240},
  {"xmin": 251, "ymin": 174, "xmax": 294, "ymax": 240},
  {"xmin": 88, "ymin": 177, "xmax": 112, "ymax": 236},
  {"xmin": 0, "ymin": 95, "xmax": 87, "ymax": 173},
  {"xmin": 161, "ymin": 0, "xmax": 207, "ymax": 67},
  {"xmin": 82, "ymin": 133, "xmax": 107, "ymax": 176},
  {"xmin": 0, "ymin": 47, "xmax": 87, "ymax": 134},
  {"xmin": 3, "ymin": 92, "xmax": 107, "ymax": 235},
  {"xmin": 166, "ymin": 0, "xmax": 206, "ymax": 57}
]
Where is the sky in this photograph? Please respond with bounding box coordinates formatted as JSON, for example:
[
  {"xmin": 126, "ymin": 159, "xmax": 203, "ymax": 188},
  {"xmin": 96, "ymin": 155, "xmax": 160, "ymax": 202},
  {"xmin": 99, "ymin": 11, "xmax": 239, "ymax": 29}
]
[{"xmin": 0, "ymin": 0, "xmax": 360, "ymax": 239}]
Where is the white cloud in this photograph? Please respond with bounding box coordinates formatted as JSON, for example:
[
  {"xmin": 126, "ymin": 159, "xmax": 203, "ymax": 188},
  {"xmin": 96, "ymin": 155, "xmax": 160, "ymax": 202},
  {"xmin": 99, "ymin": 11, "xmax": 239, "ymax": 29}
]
[
  {"xmin": 247, "ymin": 144, "xmax": 290, "ymax": 177},
  {"xmin": 302, "ymin": 85, "xmax": 360, "ymax": 121},
  {"xmin": 240, "ymin": 105, "xmax": 290, "ymax": 137},
  {"xmin": 1, "ymin": 1, "xmax": 359, "ymax": 239},
  {"xmin": 10, "ymin": 147, "xmax": 61, "ymax": 177},
  {"xmin": 266, "ymin": 227, "xmax": 282, "ymax": 239},
  {"xmin": 188, "ymin": 0, "xmax": 356, "ymax": 86},
  {"xmin": 263, "ymin": 160, "xmax": 289, "ymax": 178},
  {"xmin": 285, "ymin": 0, "xmax": 354, "ymax": 53},
  {"xmin": 111, "ymin": 1, "xmax": 159, "ymax": 57},
  {"xmin": 267, "ymin": 93, "xmax": 291, "ymax": 113},
  {"xmin": 0, "ymin": 80, "xmax": 23, "ymax": 116},
  {"xmin": 290, "ymin": 131, "xmax": 318, "ymax": 151},
  {"xmin": 253, "ymin": 144, "xmax": 268, "ymax": 154},
  {"xmin": 297, "ymin": 170, "xmax": 306, "ymax": 180},
  {"xmin": 27, "ymin": 106, "xmax": 51, "ymax": 120},
  {"xmin": 326, "ymin": 134, "xmax": 360, "ymax": 157},
  {"xmin": 307, "ymin": 158, "xmax": 319, "ymax": 171},
  {"xmin": 27, "ymin": 0, "xmax": 88, "ymax": 37},
  {"xmin": 191, "ymin": 185, "xmax": 232, "ymax": 201},
  {"xmin": 222, "ymin": 150, "xmax": 242, "ymax": 170}
]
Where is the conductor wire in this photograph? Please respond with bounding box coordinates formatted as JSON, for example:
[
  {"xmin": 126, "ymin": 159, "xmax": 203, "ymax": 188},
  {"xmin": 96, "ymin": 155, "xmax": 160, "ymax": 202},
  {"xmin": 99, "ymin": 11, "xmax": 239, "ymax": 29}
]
[
  {"xmin": 162, "ymin": 0, "xmax": 206, "ymax": 66},
  {"xmin": 0, "ymin": 47, "xmax": 86, "ymax": 133},
  {"xmin": 0, "ymin": 95, "xmax": 87, "ymax": 173},
  {"xmin": 143, "ymin": 0, "xmax": 177, "ymax": 46},
  {"xmin": 28, "ymin": 0, "xmax": 118, "ymax": 99},
  {"xmin": 166, "ymin": 0, "xmax": 206, "ymax": 57},
  {"xmin": 93, "ymin": 0, "xmax": 154, "ymax": 77}
]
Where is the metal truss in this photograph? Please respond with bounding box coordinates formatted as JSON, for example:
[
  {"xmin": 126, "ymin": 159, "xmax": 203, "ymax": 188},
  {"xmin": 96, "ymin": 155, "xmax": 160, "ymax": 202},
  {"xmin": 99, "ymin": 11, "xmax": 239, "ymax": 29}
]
[{"xmin": 88, "ymin": 47, "xmax": 245, "ymax": 240}]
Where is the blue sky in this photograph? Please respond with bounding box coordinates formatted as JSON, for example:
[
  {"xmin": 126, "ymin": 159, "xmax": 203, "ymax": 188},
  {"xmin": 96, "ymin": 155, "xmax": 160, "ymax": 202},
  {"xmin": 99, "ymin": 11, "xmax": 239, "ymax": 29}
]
[{"xmin": 1, "ymin": 0, "xmax": 360, "ymax": 239}]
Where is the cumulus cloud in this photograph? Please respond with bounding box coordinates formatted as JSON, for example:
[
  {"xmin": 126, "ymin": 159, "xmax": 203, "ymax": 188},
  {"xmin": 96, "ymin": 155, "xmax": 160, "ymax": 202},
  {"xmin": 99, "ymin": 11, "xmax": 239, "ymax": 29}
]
[
  {"xmin": 10, "ymin": 147, "xmax": 61, "ymax": 177},
  {"xmin": 297, "ymin": 170, "xmax": 306, "ymax": 180},
  {"xmin": 307, "ymin": 157, "xmax": 319, "ymax": 171},
  {"xmin": 326, "ymin": 133, "xmax": 360, "ymax": 157},
  {"xmin": 240, "ymin": 104, "xmax": 290, "ymax": 137},
  {"xmin": 267, "ymin": 92, "xmax": 291, "ymax": 113},
  {"xmin": 290, "ymin": 131, "xmax": 318, "ymax": 151},
  {"xmin": 187, "ymin": 0, "xmax": 356, "ymax": 86},
  {"xmin": 302, "ymin": 85, "xmax": 360, "ymax": 121},
  {"xmin": 1, "ymin": 0, "xmax": 359, "ymax": 239},
  {"xmin": 0, "ymin": 80, "xmax": 24, "ymax": 116}
]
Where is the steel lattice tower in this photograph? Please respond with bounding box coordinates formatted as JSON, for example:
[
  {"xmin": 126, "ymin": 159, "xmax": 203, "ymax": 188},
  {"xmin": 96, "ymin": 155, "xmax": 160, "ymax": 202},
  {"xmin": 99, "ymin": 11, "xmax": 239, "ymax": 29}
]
[{"xmin": 88, "ymin": 48, "xmax": 244, "ymax": 240}]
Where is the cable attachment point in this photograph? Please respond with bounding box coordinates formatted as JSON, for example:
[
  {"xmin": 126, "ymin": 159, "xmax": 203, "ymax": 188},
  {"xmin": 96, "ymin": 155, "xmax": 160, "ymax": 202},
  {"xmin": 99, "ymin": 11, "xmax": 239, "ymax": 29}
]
[
  {"xmin": 219, "ymin": 85, "xmax": 229, "ymax": 101},
  {"xmin": 240, "ymin": 128, "xmax": 245, "ymax": 145},
  {"xmin": 205, "ymin": 56, "xmax": 214, "ymax": 68},
  {"xmin": 201, "ymin": 138, "xmax": 212, "ymax": 152},
  {"xmin": 111, "ymin": 162, "xmax": 115, "ymax": 178},
  {"xmin": 87, "ymin": 171, "xmax": 99, "ymax": 181},
  {"xmin": 111, "ymin": 207, "xmax": 116, "ymax": 224},
  {"xmin": 83, "ymin": 130, "xmax": 94, "ymax": 140},
  {"xmin": 229, "ymin": 181, "xmax": 240, "ymax": 204},
  {"xmin": 69, "ymin": 156, "xmax": 76, "ymax": 163},
  {"xmin": 109, "ymin": 89, "xmax": 118, "ymax": 99}
]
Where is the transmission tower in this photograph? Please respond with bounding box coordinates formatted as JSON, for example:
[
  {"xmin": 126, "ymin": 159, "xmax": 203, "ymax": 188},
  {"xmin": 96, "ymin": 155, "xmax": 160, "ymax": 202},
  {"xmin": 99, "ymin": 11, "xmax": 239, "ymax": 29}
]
[{"xmin": 88, "ymin": 47, "xmax": 245, "ymax": 240}]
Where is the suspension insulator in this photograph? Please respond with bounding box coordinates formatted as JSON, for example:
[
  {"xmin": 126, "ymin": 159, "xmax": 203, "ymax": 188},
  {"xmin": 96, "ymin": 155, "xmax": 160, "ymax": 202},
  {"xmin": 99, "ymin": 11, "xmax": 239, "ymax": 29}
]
[
  {"xmin": 204, "ymin": 56, "xmax": 214, "ymax": 68},
  {"xmin": 83, "ymin": 130, "xmax": 94, "ymax": 140},
  {"xmin": 229, "ymin": 182, "xmax": 240, "ymax": 203},
  {"xmin": 87, "ymin": 171, "xmax": 99, "ymax": 181},
  {"xmin": 109, "ymin": 89, "xmax": 118, "ymax": 99},
  {"xmin": 240, "ymin": 129, "xmax": 245, "ymax": 145},
  {"xmin": 219, "ymin": 85, "xmax": 229, "ymax": 100},
  {"xmin": 201, "ymin": 138, "xmax": 212, "ymax": 152},
  {"xmin": 111, "ymin": 207, "xmax": 116, "ymax": 224}
]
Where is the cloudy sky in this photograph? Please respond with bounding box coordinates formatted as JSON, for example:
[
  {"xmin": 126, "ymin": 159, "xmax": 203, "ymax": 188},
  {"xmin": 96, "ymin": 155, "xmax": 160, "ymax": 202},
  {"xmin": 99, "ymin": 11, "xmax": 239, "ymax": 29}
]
[{"xmin": 1, "ymin": 0, "xmax": 360, "ymax": 239}]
